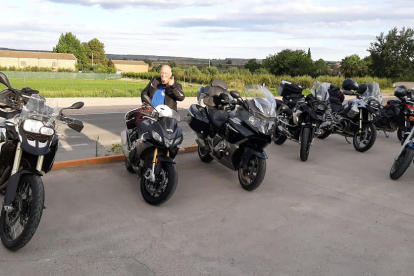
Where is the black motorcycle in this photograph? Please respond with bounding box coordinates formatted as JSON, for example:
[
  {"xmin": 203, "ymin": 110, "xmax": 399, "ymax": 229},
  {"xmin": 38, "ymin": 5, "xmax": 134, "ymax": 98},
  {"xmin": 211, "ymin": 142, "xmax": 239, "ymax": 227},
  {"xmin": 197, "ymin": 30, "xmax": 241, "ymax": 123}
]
[
  {"xmin": 121, "ymin": 96, "xmax": 183, "ymax": 205},
  {"xmin": 0, "ymin": 72, "xmax": 84, "ymax": 250},
  {"xmin": 317, "ymin": 79, "xmax": 379, "ymax": 152},
  {"xmin": 273, "ymin": 81, "xmax": 329, "ymax": 161},
  {"xmin": 390, "ymin": 123, "xmax": 414, "ymax": 180},
  {"xmin": 186, "ymin": 80, "xmax": 276, "ymax": 191},
  {"xmin": 375, "ymin": 85, "xmax": 414, "ymax": 142}
]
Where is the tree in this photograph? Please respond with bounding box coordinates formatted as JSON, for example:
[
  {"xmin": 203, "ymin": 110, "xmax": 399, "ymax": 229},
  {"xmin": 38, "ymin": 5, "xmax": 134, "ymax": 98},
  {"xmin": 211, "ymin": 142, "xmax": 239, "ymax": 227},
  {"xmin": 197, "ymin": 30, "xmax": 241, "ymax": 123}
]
[
  {"xmin": 143, "ymin": 59, "xmax": 153, "ymax": 67},
  {"xmin": 307, "ymin": 48, "xmax": 312, "ymax": 60},
  {"xmin": 226, "ymin": 59, "xmax": 232, "ymax": 64},
  {"xmin": 340, "ymin": 54, "xmax": 368, "ymax": 77},
  {"xmin": 244, "ymin": 58, "xmax": 261, "ymax": 73},
  {"xmin": 314, "ymin": 58, "xmax": 328, "ymax": 76},
  {"xmin": 86, "ymin": 38, "xmax": 108, "ymax": 66},
  {"xmin": 368, "ymin": 27, "xmax": 414, "ymax": 78},
  {"xmin": 53, "ymin": 32, "xmax": 87, "ymax": 69},
  {"xmin": 262, "ymin": 49, "xmax": 313, "ymax": 76},
  {"xmin": 168, "ymin": 61, "xmax": 177, "ymax": 68}
]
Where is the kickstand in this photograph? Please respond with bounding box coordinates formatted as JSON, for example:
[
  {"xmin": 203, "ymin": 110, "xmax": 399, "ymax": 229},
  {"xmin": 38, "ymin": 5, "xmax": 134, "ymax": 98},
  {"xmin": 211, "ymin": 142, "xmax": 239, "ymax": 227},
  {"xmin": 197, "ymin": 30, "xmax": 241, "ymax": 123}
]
[
  {"xmin": 345, "ymin": 137, "xmax": 351, "ymax": 144},
  {"xmin": 383, "ymin": 131, "xmax": 389, "ymax": 138}
]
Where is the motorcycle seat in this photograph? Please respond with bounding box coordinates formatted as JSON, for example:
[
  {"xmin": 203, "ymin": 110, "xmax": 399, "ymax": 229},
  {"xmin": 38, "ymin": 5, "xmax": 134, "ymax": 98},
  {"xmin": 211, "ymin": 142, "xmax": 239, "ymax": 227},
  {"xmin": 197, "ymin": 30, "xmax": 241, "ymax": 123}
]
[{"xmin": 207, "ymin": 108, "xmax": 229, "ymax": 130}]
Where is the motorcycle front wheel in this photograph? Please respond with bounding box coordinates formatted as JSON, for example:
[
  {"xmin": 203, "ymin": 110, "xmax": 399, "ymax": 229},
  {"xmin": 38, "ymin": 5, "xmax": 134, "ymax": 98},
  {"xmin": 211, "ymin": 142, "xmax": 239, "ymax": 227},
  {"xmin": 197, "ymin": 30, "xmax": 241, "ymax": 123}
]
[
  {"xmin": 300, "ymin": 127, "xmax": 312, "ymax": 162},
  {"xmin": 0, "ymin": 174, "xmax": 44, "ymax": 251},
  {"xmin": 140, "ymin": 162, "xmax": 178, "ymax": 205},
  {"xmin": 238, "ymin": 155, "xmax": 266, "ymax": 191},
  {"xmin": 353, "ymin": 123, "xmax": 377, "ymax": 152},
  {"xmin": 390, "ymin": 147, "xmax": 414, "ymax": 180}
]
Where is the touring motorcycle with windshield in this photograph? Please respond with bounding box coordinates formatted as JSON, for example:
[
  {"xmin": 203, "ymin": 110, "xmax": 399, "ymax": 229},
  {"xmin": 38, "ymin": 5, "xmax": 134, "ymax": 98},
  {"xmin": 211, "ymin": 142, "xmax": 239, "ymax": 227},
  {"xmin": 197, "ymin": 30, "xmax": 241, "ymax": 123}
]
[
  {"xmin": 0, "ymin": 72, "xmax": 84, "ymax": 250},
  {"xmin": 317, "ymin": 79, "xmax": 379, "ymax": 152},
  {"xmin": 121, "ymin": 96, "xmax": 183, "ymax": 205},
  {"xmin": 186, "ymin": 79, "xmax": 276, "ymax": 190},
  {"xmin": 273, "ymin": 81, "xmax": 329, "ymax": 161}
]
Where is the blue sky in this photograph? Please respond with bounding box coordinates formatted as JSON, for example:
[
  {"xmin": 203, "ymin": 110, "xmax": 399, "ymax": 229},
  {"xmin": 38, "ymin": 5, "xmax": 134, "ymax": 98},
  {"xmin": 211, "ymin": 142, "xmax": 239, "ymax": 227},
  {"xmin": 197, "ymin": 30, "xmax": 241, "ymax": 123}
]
[{"xmin": 2, "ymin": 0, "xmax": 414, "ymax": 61}]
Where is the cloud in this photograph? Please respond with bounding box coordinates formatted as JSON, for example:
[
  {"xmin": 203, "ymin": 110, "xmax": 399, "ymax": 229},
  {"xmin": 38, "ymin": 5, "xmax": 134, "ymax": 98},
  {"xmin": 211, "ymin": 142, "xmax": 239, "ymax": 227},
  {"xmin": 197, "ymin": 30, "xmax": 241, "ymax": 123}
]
[{"xmin": 45, "ymin": 0, "xmax": 230, "ymax": 9}]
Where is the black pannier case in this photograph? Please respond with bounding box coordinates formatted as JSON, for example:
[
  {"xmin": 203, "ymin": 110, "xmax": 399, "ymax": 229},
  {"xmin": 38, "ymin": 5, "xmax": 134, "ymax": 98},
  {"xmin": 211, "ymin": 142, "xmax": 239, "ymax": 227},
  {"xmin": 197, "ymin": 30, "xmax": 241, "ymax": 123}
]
[
  {"xmin": 278, "ymin": 81, "xmax": 303, "ymax": 97},
  {"xmin": 186, "ymin": 104, "xmax": 209, "ymax": 132}
]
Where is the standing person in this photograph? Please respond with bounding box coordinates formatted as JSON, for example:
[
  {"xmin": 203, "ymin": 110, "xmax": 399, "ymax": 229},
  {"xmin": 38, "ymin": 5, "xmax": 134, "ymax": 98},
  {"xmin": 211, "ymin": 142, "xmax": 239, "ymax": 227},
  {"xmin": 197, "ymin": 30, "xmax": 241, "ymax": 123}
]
[{"xmin": 141, "ymin": 65, "xmax": 185, "ymax": 111}]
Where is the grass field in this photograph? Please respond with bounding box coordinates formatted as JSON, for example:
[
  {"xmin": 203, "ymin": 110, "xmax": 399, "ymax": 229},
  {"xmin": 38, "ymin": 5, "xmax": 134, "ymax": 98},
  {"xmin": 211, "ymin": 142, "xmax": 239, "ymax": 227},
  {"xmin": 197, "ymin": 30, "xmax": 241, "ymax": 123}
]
[{"xmin": 4, "ymin": 78, "xmax": 393, "ymax": 98}]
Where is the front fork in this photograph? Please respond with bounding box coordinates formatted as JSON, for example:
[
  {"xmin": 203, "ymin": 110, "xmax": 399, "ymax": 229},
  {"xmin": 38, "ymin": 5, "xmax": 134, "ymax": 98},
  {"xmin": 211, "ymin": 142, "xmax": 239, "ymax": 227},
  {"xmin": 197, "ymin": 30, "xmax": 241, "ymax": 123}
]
[
  {"xmin": 147, "ymin": 148, "xmax": 169, "ymax": 182},
  {"xmin": 11, "ymin": 142, "xmax": 44, "ymax": 176}
]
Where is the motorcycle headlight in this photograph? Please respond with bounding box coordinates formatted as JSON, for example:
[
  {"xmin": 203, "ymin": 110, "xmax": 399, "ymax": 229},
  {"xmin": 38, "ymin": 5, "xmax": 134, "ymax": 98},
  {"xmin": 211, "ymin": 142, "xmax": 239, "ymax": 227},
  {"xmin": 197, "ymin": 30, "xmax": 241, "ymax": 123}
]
[
  {"xmin": 23, "ymin": 119, "xmax": 44, "ymax": 134},
  {"xmin": 369, "ymin": 101, "xmax": 379, "ymax": 108},
  {"xmin": 40, "ymin": 127, "xmax": 54, "ymax": 136},
  {"xmin": 317, "ymin": 104, "xmax": 326, "ymax": 111},
  {"xmin": 164, "ymin": 138, "xmax": 173, "ymax": 148},
  {"xmin": 152, "ymin": 131, "xmax": 163, "ymax": 143},
  {"xmin": 249, "ymin": 116, "xmax": 259, "ymax": 126},
  {"xmin": 173, "ymin": 136, "xmax": 183, "ymax": 146}
]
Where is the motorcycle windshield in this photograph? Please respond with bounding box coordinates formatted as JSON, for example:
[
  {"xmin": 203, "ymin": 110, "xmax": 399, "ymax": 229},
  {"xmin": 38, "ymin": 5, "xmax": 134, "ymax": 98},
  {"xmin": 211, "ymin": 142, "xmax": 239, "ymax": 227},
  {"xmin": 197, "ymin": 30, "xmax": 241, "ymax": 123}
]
[
  {"xmin": 20, "ymin": 94, "xmax": 58, "ymax": 125},
  {"xmin": 242, "ymin": 85, "xmax": 277, "ymax": 118},
  {"xmin": 361, "ymin": 81, "xmax": 382, "ymax": 103},
  {"xmin": 311, "ymin": 81, "xmax": 330, "ymax": 101}
]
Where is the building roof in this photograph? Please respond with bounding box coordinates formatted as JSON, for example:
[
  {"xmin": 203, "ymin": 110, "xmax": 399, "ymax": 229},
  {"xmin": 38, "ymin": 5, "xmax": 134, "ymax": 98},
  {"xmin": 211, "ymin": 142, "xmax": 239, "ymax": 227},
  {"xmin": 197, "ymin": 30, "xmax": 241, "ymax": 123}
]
[
  {"xmin": 111, "ymin": 60, "xmax": 147, "ymax": 66},
  {"xmin": 0, "ymin": 50, "xmax": 77, "ymax": 61}
]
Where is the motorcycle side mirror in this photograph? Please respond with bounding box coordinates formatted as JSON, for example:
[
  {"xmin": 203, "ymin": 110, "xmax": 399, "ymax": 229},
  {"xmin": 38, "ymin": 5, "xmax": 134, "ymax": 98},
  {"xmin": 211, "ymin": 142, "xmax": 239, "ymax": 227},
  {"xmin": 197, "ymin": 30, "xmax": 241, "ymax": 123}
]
[
  {"xmin": 230, "ymin": 90, "xmax": 241, "ymax": 99},
  {"xmin": 142, "ymin": 95, "xmax": 155, "ymax": 109},
  {"xmin": 343, "ymin": 90, "xmax": 354, "ymax": 96},
  {"xmin": 70, "ymin": 102, "xmax": 84, "ymax": 109},
  {"xmin": 0, "ymin": 72, "xmax": 12, "ymax": 90}
]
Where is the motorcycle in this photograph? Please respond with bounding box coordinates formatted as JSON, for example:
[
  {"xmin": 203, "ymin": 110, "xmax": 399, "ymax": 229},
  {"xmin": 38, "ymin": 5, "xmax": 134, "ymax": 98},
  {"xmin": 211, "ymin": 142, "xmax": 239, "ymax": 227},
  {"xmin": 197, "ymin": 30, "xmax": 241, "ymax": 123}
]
[
  {"xmin": 317, "ymin": 79, "xmax": 379, "ymax": 152},
  {"xmin": 375, "ymin": 86, "xmax": 414, "ymax": 142},
  {"xmin": 273, "ymin": 81, "xmax": 329, "ymax": 161},
  {"xmin": 0, "ymin": 72, "xmax": 84, "ymax": 250},
  {"xmin": 390, "ymin": 124, "xmax": 414, "ymax": 180},
  {"xmin": 186, "ymin": 79, "xmax": 276, "ymax": 191},
  {"xmin": 121, "ymin": 95, "xmax": 183, "ymax": 205}
]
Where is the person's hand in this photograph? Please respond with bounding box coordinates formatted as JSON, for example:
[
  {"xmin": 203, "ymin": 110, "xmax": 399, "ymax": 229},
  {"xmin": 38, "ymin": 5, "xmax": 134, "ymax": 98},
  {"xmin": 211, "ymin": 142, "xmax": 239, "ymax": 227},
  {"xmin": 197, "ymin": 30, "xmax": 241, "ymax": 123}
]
[{"xmin": 168, "ymin": 76, "xmax": 175, "ymax": 86}]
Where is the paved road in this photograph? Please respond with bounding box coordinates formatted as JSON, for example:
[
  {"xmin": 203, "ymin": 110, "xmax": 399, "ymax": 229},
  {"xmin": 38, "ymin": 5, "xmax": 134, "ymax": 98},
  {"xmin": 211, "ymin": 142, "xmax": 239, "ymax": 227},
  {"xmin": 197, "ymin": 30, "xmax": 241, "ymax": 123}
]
[
  {"xmin": 1, "ymin": 131, "xmax": 413, "ymax": 275},
  {"xmin": 56, "ymin": 110, "xmax": 194, "ymax": 161}
]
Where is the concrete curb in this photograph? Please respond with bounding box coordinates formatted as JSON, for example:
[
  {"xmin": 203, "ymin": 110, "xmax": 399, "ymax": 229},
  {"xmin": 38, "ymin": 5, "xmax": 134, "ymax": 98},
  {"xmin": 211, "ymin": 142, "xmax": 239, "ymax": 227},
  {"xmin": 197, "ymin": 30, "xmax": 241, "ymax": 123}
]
[{"xmin": 52, "ymin": 145, "xmax": 198, "ymax": 170}]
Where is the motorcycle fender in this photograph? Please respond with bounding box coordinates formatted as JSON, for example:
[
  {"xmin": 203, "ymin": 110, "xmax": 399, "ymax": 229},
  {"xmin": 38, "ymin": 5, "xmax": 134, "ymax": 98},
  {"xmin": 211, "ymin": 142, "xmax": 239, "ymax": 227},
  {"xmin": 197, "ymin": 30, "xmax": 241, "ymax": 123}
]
[
  {"xmin": 4, "ymin": 168, "xmax": 43, "ymax": 206},
  {"xmin": 155, "ymin": 156, "xmax": 175, "ymax": 174},
  {"xmin": 239, "ymin": 147, "xmax": 267, "ymax": 170}
]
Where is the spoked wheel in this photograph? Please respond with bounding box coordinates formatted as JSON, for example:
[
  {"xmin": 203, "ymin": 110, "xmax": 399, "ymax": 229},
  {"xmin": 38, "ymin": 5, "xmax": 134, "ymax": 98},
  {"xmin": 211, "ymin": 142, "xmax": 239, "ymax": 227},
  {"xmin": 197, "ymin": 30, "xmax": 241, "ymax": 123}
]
[
  {"xmin": 140, "ymin": 162, "xmax": 178, "ymax": 205},
  {"xmin": 198, "ymin": 146, "xmax": 214, "ymax": 163},
  {"xmin": 300, "ymin": 127, "xmax": 312, "ymax": 162},
  {"xmin": 0, "ymin": 174, "xmax": 44, "ymax": 251},
  {"xmin": 317, "ymin": 130, "xmax": 332, "ymax": 139},
  {"xmin": 238, "ymin": 155, "xmax": 266, "ymax": 191},
  {"xmin": 125, "ymin": 157, "xmax": 135, "ymax": 173},
  {"xmin": 273, "ymin": 127, "xmax": 287, "ymax": 145},
  {"xmin": 353, "ymin": 123, "xmax": 377, "ymax": 152},
  {"xmin": 390, "ymin": 147, "xmax": 414, "ymax": 180}
]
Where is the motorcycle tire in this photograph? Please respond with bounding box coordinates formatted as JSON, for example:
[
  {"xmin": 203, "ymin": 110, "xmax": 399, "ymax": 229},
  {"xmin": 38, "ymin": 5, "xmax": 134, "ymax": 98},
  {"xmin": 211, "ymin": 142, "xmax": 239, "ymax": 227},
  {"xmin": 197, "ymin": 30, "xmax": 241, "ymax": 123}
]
[
  {"xmin": 317, "ymin": 130, "xmax": 332, "ymax": 139},
  {"xmin": 238, "ymin": 155, "xmax": 266, "ymax": 191},
  {"xmin": 140, "ymin": 162, "xmax": 178, "ymax": 205},
  {"xmin": 125, "ymin": 157, "xmax": 135, "ymax": 173},
  {"xmin": 198, "ymin": 146, "xmax": 214, "ymax": 163},
  {"xmin": 397, "ymin": 126, "xmax": 405, "ymax": 142},
  {"xmin": 353, "ymin": 123, "xmax": 377, "ymax": 153},
  {"xmin": 273, "ymin": 128, "xmax": 287, "ymax": 145},
  {"xmin": 300, "ymin": 127, "xmax": 312, "ymax": 162},
  {"xmin": 0, "ymin": 174, "xmax": 44, "ymax": 251},
  {"xmin": 390, "ymin": 147, "xmax": 414, "ymax": 180}
]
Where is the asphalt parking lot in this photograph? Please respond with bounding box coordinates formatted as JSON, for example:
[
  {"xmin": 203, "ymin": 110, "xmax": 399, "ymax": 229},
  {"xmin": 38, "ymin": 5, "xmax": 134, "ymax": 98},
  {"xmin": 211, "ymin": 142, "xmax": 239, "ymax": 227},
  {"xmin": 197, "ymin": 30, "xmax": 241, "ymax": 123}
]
[{"xmin": 1, "ymin": 131, "xmax": 414, "ymax": 276}]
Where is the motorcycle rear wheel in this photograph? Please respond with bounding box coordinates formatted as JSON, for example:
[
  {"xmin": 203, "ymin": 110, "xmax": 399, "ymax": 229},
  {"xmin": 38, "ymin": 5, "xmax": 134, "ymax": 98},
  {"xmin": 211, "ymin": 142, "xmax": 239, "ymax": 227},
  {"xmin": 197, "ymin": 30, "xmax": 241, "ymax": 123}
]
[
  {"xmin": 0, "ymin": 174, "xmax": 44, "ymax": 251},
  {"xmin": 140, "ymin": 162, "xmax": 177, "ymax": 205},
  {"xmin": 390, "ymin": 147, "xmax": 414, "ymax": 180}
]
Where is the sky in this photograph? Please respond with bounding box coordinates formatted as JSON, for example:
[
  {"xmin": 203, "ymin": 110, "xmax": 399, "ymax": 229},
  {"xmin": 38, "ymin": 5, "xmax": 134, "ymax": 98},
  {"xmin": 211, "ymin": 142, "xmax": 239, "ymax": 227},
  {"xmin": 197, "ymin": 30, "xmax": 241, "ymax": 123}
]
[{"xmin": 2, "ymin": 0, "xmax": 414, "ymax": 61}]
